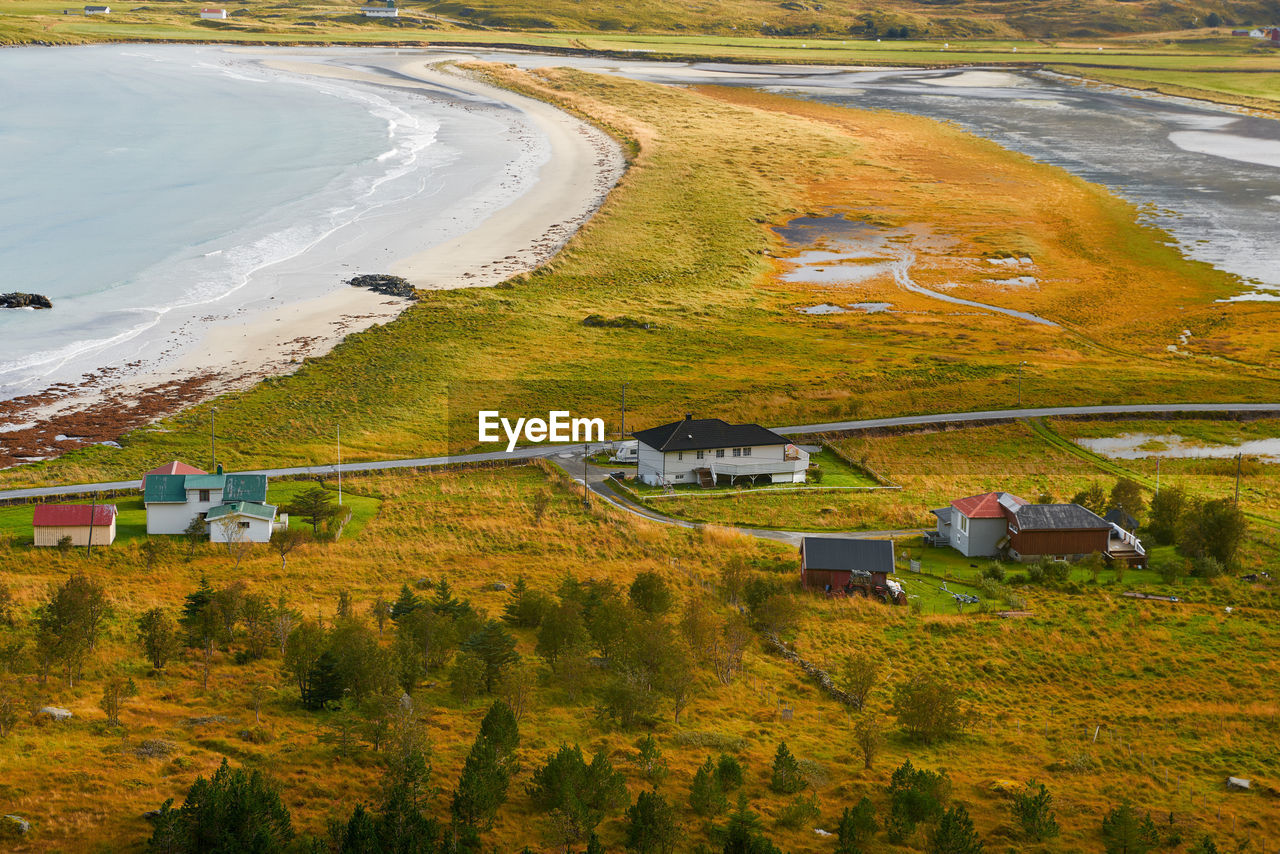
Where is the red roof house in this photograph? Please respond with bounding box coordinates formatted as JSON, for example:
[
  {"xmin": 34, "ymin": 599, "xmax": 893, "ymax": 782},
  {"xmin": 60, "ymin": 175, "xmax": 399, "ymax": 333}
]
[
  {"xmin": 142, "ymin": 461, "xmax": 207, "ymax": 488},
  {"xmin": 33, "ymin": 504, "xmax": 117, "ymax": 547}
]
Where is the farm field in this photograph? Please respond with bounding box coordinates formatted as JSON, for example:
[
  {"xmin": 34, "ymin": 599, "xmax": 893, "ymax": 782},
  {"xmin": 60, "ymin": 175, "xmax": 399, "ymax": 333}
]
[
  {"xmin": 1, "ymin": 462, "xmax": 1276, "ymax": 851},
  {"xmin": 4, "ymin": 67, "xmax": 1280, "ymax": 490}
]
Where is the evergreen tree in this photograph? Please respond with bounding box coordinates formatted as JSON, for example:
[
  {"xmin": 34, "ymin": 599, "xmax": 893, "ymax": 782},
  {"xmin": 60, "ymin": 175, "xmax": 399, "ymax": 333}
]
[
  {"xmin": 1011, "ymin": 780, "xmax": 1059, "ymax": 841},
  {"xmin": 287, "ymin": 486, "xmax": 337, "ymax": 535},
  {"xmin": 1101, "ymin": 803, "xmax": 1159, "ymax": 854},
  {"xmin": 769, "ymin": 741, "xmax": 805, "ymax": 794},
  {"xmin": 690, "ymin": 756, "xmax": 728, "ymax": 816},
  {"xmin": 722, "ymin": 798, "xmax": 784, "ymax": 854},
  {"xmin": 477, "ymin": 699, "xmax": 520, "ymax": 769},
  {"xmin": 526, "ymin": 744, "xmax": 630, "ymax": 849},
  {"xmin": 715, "ymin": 754, "xmax": 744, "ymax": 791},
  {"xmin": 451, "ymin": 737, "xmax": 507, "ymax": 830},
  {"xmin": 887, "ymin": 760, "xmax": 950, "ymax": 843},
  {"xmin": 835, "ymin": 797, "xmax": 878, "ymax": 853},
  {"xmin": 390, "ymin": 584, "xmax": 421, "ymax": 621},
  {"xmin": 585, "ymin": 833, "xmax": 607, "ymax": 854},
  {"xmin": 928, "ymin": 804, "xmax": 983, "ymax": 854},
  {"xmin": 146, "ymin": 758, "xmax": 293, "ymax": 854},
  {"xmin": 624, "ymin": 790, "xmax": 679, "ymax": 854},
  {"xmin": 461, "ymin": 620, "xmax": 519, "ymax": 692},
  {"xmin": 303, "ymin": 650, "xmax": 344, "ymax": 710},
  {"xmin": 501, "ymin": 575, "xmax": 548, "ymax": 628}
]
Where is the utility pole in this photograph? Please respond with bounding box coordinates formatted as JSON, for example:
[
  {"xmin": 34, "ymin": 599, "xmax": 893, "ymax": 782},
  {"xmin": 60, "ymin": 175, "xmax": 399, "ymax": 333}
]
[
  {"xmin": 86, "ymin": 497, "xmax": 96, "ymax": 558},
  {"xmin": 210, "ymin": 407, "xmax": 217, "ymax": 471},
  {"xmin": 337, "ymin": 424, "xmax": 343, "ymax": 507},
  {"xmin": 620, "ymin": 383, "xmax": 628, "ymax": 442},
  {"xmin": 1235, "ymin": 452, "xmax": 1241, "ymax": 505},
  {"xmin": 1017, "ymin": 361, "xmax": 1027, "ymax": 407},
  {"xmin": 582, "ymin": 444, "xmax": 591, "ymax": 510}
]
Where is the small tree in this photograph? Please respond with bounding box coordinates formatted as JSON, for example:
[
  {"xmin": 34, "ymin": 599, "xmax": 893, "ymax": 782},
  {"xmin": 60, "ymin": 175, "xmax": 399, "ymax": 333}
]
[
  {"xmin": 629, "ymin": 571, "xmax": 673, "ymax": 616},
  {"xmin": 1108, "ymin": 478, "xmax": 1146, "ymax": 520},
  {"xmin": 624, "ymin": 789, "xmax": 679, "ymax": 854},
  {"xmin": 99, "ymin": 675, "xmax": 138, "ymax": 727},
  {"xmin": 451, "ymin": 735, "xmax": 508, "ymax": 831},
  {"xmin": 840, "ymin": 651, "xmax": 880, "ymax": 710},
  {"xmin": 854, "ymin": 713, "xmax": 885, "ymax": 770},
  {"xmin": 1146, "ymin": 485, "xmax": 1186, "ymax": 545},
  {"xmin": 836, "ymin": 797, "xmax": 877, "ymax": 853},
  {"xmin": 34, "ymin": 571, "xmax": 109, "ymax": 687},
  {"xmin": 502, "ymin": 575, "xmax": 549, "ymax": 629},
  {"xmin": 887, "ymin": 760, "xmax": 950, "ymax": 843},
  {"xmin": 182, "ymin": 515, "xmax": 207, "ymax": 559},
  {"xmin": 690, "ymin": 756, "xmax": 728, "ymax": 816},
  {"xmin": 1070, "ymin": 483, "xmax": 1108, "ymax": 516},
  {"xmin": 536, "ymin": 600, "xmax": 590, "ymax": 667},
  {"xmin": 929, "ymin": 804, "xmax": 983, "ymax": 854},
  {"xmin": 496, "ymin": 662, "xmax": 537, "ymax": 722},
  {"xmin": 139, "ymin": 539, "xmax": 169, "ymax": 572},
  {"xmin": 137, "ymin": 607, "xmax": 181, "ymax": 672},
  {"xmin": 1188, "ymin": 835, "xmax": 1220, "ymax": 854},
  {"xmin": 461, "ymin": 620, "xmax": 519, "ymax": 692},
  {"xmin": 891, "ymin": 674, "xmax": 964, "ymax": 743},
  {"xmin": 769, "ymin": 741, "xmax": 805, "ymax": 794},
  {"xmin": 1101, "ymin": 802, "xmax": 1159, "ymax": 854},
  {"xmin": 287, "ymin": 485, "xmax": 337, "ymax": 536},
  {"xmin": 449, "ymin": 651, "xmax": 486, "ymax": 703},
  {"xmin": 635, "ymin": 734, "xmax": 668, "ymax": 785},
  {"xmin": 270, "ymin": 526, "xmax": 307, "ymax": 572},
  {"xmin": 1179, "ymin": 498, "xmax": 1247, "ymax": 568},
  {"xmin": 1012, "ymin": 780, "xmax": 1060, "ymax": 841}
]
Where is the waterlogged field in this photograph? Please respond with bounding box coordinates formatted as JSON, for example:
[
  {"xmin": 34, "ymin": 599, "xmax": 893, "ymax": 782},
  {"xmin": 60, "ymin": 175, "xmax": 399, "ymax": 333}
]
[
  {"xmin": 0, "ymin": 464, "xmax": 1276, "ymax": 851},
  {"xmin": 5, "ymin": 66, "xmax": 1280, "ymax": 491}
]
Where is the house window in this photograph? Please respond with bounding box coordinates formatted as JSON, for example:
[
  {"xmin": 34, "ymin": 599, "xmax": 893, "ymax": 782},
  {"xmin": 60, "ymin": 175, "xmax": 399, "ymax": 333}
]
[
  {"xmin": 198, "ymin": 489, "xmax": 210, "ymax": 502},
  {"xmin": 743, "ymin": 447, "xmax": 752, "ymax": 457},
  {"xmin": 732, "ymin": 448, "xmax": 742, "ymax": 457},
  {"xmin": 715, "ymin": 449, "xmax": 725, "ymax": 458},
  {"xmin": 958, "ymin": 514, "xmax": 969, "ymax": 535},
  {"xmin": 239, "ymin": 521, "xmax": 251, "ymax": 529},
  {"xmin": 677, "ymin": 451, "xmax": 683, "ymax": 461},
  {"xmin": 696, "ymin": 450, "xmax": 704, "ymax": 460}
]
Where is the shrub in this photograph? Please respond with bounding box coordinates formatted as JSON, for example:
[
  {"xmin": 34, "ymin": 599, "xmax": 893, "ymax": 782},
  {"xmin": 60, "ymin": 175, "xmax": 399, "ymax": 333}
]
[
  {"xmin": 1191, "ymin": 556, "xmax": 1224, "ymax": 579},
  {"xmin": 775, "ymin": 791, "xmax": 820, "ymax": 829},
  {"xmin": 526, "ymin": 745, "xmax": 629, "ymax": 849},
  {"xmin": 624, "ymin": 789, "xmax": 678, "ymax": 854},
  {"xmin": 886, "ymin": 760, "xmax": 950, "ymax": 843},
  {"xmin": 981, "ymin": 562, "xmax": 1006, "ymax": 582},
  {"xmin": 146, "ymin": 758, "xmax": 292, "ymax": 853},
  {"xmin": 629, "ymin": 572, "xmax": 673, "ymax": 615},
  {"xmin": 715, "ymin": 754, "xmax": 744, "ymax": 791},
  {"xmin": 1101, "ymin": 802, "xmax": 1159, "ymax": 854}
]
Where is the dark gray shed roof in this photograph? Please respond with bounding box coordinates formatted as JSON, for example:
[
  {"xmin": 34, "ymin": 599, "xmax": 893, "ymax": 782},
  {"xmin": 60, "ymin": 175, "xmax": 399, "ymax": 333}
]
[
  {"xmin": 1013, "ymin": 503, "xmax": 1108, "ymax": 531},
  {"xmin": 800, "ymin": 537, "xmax": 895, "ymax": 573},
  {"xmin": 930, "ymin": 506, "xmax": 952, "ymax": 524},
  {"xmin": 633, "ymin": 416, "xmax": 789, "ymax": 452}
]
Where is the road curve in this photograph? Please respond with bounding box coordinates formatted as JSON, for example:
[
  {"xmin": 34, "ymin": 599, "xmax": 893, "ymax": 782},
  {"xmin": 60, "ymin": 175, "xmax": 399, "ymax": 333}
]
[{"xmin": 1, "ymin": 401, "xmax": 1277, "ymax": 502}]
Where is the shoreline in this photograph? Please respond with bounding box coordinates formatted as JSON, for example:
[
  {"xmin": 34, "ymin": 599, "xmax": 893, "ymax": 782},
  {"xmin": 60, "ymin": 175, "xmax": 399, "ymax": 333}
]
[{"xmin": 0, "ymin": 49, "xmax": 625, "ymax": 468}]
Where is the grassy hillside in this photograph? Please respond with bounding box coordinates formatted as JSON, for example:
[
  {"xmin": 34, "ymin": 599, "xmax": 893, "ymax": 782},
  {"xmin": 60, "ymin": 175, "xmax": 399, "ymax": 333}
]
[
  {"xmin": 0, "ymin": 462, "xmax": 1275, "ymax": 851},
  {"xmin": 4, "ymin": 65, "xmax": 1280, "ymax": 487}
]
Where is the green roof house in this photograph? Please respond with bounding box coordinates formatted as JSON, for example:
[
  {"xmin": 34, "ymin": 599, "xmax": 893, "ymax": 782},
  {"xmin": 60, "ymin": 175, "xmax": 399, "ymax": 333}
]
[
  {"xmin": 143, "ymin": 463, "xmax": 271, "ymax": 537},
  {"xmin": 206, "ymin": 501, "xmax": 280, "ymax": 544}
]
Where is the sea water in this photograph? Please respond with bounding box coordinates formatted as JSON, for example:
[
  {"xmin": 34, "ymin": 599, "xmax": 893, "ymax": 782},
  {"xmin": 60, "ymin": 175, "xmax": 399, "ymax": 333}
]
[{"xmin": 0, "ymin": 46, "xmax": 498, "ymax": 400}]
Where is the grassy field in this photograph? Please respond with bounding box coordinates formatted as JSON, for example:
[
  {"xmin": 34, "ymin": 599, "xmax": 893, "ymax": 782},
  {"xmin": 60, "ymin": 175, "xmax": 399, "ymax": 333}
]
[
  {"xmin": 1, "ymin": 463, "xmax": 1276, "ymax": 851},
  {"xmin": 3, "ymin": 67, "xmax": 1280, "ymax": 492}
]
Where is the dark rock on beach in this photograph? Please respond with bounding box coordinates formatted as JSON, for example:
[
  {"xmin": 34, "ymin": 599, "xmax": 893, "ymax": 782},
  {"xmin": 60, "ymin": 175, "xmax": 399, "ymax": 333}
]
[
  {"xmin": 0, "ymin": 293, "xmax": 52, "ymax": 309},
  {"xmin": 347, "ymin": 274, "xmax": 418, "ymax": 300}
]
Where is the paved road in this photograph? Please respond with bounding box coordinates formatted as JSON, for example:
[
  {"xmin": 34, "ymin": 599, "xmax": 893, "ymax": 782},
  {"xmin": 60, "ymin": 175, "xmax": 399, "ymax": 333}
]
[{"xmin": 2, "ymin": 401, "xmax": 1277, "ymax": 502}]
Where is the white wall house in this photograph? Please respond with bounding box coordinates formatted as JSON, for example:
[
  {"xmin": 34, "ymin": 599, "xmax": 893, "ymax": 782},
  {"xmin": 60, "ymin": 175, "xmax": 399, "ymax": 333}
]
[
  {"xmin": 207, "ymin": 502, "xmax": 282, "ymax": 544},
  {"xmin": 83, "ymin": 5, "xmax": 110, "ymax": 13},
  {"xmin": 932, "ymin": 491, "xmax": 1026, "ymax": 557},
  {"xmin": 361, "ymin": 2, "xmax": 398, "ymax": 16},
  {"xmin": 143, "ymin": 467, "xmax": 270, "ymax": 537},
  {"xmin": 633, "ymin": 416, "xmax": 809, "ymax": 487},
  {"xmin": 199, "ymin": 8, "xmax": 227, "ymax": 18}
]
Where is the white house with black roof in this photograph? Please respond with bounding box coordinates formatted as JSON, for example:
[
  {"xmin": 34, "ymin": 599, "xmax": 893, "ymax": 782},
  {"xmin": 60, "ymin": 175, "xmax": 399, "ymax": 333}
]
[{"xmin": 632, "ymin": 415, "xmax": 809, "ymax": 487}]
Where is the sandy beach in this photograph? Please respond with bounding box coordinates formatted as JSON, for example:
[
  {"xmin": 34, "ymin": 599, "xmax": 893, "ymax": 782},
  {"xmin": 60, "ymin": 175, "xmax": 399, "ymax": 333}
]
[{"xmin": 0, "ymin": 50, "xmax": 624, "ymax": 466}]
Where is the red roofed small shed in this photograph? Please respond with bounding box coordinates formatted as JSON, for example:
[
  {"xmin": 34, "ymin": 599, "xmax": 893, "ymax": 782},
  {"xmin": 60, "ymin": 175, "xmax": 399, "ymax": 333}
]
[{"xmin": 33, "ymin": 504, "xmax": 117, "ymax": 547}]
